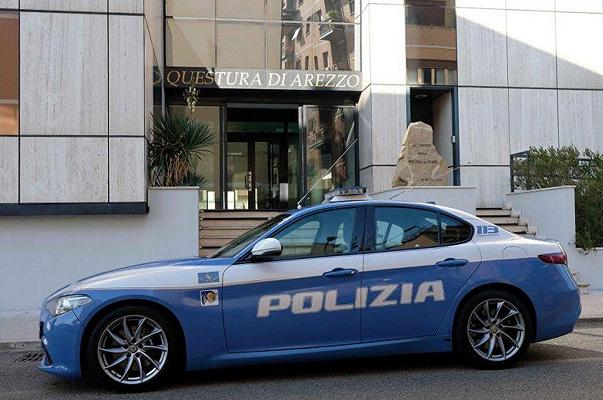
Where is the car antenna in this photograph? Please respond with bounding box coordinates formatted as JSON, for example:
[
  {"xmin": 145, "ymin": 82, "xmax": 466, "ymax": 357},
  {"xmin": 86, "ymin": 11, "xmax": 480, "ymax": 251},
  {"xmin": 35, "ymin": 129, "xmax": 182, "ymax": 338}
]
[{"xmin": 296, "ymin": 137, "xmax": 359, "ymax": 210}]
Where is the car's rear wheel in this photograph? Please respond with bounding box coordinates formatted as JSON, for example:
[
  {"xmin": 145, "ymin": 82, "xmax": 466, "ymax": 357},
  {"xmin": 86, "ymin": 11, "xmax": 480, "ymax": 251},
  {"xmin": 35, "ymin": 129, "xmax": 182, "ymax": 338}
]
[
  {"xmin": 85, "ymin": 306, "xmax": 179, "ymax": 390},
  {"xmin": 454, "ymin": 289, "xmax": 533, "ymax": 369}
]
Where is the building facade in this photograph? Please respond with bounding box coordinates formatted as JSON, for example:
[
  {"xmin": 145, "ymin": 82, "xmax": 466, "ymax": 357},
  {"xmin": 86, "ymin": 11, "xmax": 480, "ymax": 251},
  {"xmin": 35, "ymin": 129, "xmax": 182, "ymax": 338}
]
[
  {"xmin": 1, "ymin": 0, "xmax": 603, "ymax": 213},
  {"xmin": 0, "ymin": 0, "xmax": 162, "ymax": 213},
  {"xmin": 1, "ymin": 1, "xmax": 603, "ymax": 312}
]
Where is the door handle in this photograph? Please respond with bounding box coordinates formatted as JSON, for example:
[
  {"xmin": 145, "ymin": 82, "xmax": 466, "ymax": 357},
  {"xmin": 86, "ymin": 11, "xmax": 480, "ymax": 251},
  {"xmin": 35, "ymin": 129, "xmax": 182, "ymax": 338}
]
[
  {"xmin": 322, "ymin": 268, "xmax": 358, "ymax": 278},
  {"xmin": 436, "ymin": 258, "xmax": 469, "ymax": 267}
]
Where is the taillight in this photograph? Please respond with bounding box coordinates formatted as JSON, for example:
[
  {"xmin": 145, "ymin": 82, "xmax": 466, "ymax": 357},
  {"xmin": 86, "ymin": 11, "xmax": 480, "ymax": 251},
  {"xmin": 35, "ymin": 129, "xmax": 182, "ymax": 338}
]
[{"xmin": 538, "ymin": 252, "xmax": 567, "ymax": 265}]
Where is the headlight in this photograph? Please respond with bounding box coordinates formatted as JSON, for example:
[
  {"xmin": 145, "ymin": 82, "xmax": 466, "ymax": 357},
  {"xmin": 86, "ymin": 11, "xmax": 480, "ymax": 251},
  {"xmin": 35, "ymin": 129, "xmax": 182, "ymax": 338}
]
[{"xmin": 46, "ymin": 295, "xmax": 92, "ymax": 317}]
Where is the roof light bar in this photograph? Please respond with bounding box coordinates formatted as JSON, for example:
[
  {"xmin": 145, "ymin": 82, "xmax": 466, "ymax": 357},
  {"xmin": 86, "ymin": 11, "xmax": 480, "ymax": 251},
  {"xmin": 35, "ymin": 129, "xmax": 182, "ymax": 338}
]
[{"xmin": 324, "ymin": 186, "xmax": 370, "ymax": 203}]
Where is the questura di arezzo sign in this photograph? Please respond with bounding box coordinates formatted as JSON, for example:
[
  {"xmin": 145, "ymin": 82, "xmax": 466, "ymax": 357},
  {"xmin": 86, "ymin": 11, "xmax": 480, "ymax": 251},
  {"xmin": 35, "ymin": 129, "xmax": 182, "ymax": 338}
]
[{"xmin": 164, "ymin": 67, "xmax": 362, "ymax": 91}]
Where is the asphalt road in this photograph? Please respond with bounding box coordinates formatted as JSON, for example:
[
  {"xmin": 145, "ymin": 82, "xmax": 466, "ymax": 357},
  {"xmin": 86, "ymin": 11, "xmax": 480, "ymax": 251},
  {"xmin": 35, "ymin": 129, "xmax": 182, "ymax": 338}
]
[{"xmin": 1, "ymin": 320, "xmax": 602, "ymax": 400}]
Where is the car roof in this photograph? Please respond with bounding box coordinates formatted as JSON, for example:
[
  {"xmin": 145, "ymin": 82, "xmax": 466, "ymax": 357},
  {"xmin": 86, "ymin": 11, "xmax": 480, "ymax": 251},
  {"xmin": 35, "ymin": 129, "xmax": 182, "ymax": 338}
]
[{"xmin": 290, "ymin": 199, "xmax": 474, "ymax": 220}]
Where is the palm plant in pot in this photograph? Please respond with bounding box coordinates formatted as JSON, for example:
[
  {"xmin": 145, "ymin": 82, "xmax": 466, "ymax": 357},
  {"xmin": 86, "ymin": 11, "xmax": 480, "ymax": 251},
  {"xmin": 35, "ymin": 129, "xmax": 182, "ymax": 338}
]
[{"xmin": 148, "ymin": 112, "xmax": 214, "ymax": 186}]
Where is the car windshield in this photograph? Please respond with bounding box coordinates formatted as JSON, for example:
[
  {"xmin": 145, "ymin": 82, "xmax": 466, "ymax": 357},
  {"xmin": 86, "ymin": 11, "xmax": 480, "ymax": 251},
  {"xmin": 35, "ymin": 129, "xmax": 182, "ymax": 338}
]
[{"xmin": 209, "ymin": 213, "xmax": 291, "ymax": 258}]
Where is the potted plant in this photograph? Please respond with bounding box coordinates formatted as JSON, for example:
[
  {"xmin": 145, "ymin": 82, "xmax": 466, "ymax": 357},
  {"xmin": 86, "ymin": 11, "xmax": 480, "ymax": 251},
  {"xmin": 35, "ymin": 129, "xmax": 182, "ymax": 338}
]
[{"xmin": 148, "ymin": 112, "xmax": 214, "ymax": 187}]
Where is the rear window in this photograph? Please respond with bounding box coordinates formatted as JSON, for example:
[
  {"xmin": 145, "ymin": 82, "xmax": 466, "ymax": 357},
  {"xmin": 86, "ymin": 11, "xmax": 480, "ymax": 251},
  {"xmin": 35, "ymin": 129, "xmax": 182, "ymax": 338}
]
[{"xmin": 440, "ymin": 215, "xmax": 472, "ymax": 244}]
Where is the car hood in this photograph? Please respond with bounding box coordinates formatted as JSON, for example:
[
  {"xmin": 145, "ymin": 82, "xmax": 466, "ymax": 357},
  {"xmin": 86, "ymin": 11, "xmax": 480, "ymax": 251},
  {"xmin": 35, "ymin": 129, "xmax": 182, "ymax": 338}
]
[{"xmin": 47, "ymin": 257, "xmax": 234, "ymax": 299}]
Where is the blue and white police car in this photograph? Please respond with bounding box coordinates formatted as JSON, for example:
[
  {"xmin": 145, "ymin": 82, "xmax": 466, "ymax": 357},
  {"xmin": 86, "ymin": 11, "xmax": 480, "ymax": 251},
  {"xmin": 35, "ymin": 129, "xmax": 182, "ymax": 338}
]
[{"xmin": 39, "ymin": 190, "xmax": 581, "ymax": 390}]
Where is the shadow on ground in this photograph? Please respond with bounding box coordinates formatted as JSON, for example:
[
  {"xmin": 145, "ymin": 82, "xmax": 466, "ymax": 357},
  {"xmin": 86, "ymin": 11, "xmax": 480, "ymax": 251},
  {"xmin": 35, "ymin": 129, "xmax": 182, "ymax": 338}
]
[{"xmin": 21, "ymin": 341, "xmax": 601, "ymax": 396}]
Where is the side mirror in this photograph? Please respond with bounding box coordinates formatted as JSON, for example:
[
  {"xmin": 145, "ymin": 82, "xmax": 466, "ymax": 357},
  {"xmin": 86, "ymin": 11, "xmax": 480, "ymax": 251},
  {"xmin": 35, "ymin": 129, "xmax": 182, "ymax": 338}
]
[{"xmin": 251, "ymin": 238, "xmax": 282, "ymax": 258}]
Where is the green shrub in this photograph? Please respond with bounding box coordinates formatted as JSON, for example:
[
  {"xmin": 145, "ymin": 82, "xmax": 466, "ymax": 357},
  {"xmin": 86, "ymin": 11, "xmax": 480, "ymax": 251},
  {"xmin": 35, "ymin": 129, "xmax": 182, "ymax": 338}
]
[
  {"xmin": 512, "ymin": 146, "xmax": 603, "ymax": 250},
  {"xmin": 148, "ymin": 112, "xmax": 214, "ymax": 187}
]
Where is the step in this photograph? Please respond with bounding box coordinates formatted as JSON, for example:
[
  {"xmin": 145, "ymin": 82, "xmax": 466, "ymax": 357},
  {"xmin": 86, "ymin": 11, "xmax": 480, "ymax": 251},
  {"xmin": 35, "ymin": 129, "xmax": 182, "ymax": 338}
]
[
  {"xmin": 200, "ymin": 219, "xmax": 264, "ymax": 229},
  {"xmin": 476, "ymin": 208, "xmax": 512, "ymax": 217},
  {"xmin": 502, "ymin": 224, "xmax": 529, "ymax": 233},
  {"xmin": 200, "ymin": 238, "xmax": 235, "ymax": 247},
  {"xmin": 480, "ymin": 216, "xmax": 521, "ymax": 225},
  {"xmin": 201, "ymin": 211, "xmax": 281, "ymax": 219},
  {"xmin": 200, "ymin": 248, "xmax": 218, "ymax": 257},
  {"xmin": 199, "ymin": 228, "xmax": 250, "ymax": 238}
]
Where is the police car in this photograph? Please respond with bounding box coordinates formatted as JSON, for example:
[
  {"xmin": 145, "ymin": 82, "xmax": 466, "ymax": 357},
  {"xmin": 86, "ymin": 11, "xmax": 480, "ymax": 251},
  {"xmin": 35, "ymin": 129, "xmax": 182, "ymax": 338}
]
[{"xmin": 39, "ymin": 188, "xmax": 581, "ymax": 390}]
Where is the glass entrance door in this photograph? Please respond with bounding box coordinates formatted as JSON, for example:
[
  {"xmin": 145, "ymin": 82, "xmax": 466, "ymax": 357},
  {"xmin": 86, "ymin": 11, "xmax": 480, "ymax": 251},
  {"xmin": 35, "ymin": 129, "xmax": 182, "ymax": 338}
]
[
  {"xmin": 226, "ymin": 138, "xmax": 284, "ymax": 210},
  {"xmin": 225, "ymin": 107, "xmax": 300, "ymax": 210}
]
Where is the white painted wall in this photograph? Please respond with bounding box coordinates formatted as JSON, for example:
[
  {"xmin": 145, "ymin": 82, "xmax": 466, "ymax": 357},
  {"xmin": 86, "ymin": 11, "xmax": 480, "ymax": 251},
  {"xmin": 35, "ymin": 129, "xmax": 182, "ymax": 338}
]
[
  {"xmin": 505, "ymin": 186, "xmax": 603, "ymax": 290},
  {"xmin": 0, "ymin": 188, "xmax": 199, "ymax": 312},
  {"xmin": 371, "ymin": 186, "xmax": 477, "ymax": 215}
]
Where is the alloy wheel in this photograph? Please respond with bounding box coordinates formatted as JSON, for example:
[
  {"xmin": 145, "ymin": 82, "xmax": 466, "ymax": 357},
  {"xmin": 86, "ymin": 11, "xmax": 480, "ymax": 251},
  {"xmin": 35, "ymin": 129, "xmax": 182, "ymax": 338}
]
[
  {"xmin": 96, "ymin": 315, "xmax": 169, "ymax": 385},
  {"xmin": 466, "ymin": 299, "xmax": 526, "ymax": 362}
]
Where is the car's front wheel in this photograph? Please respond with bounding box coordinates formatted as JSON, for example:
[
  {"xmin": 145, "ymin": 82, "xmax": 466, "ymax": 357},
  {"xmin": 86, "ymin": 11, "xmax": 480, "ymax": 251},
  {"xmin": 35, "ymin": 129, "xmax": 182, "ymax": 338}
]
[
  {"xmin": 454, "ymin": 289, "xmax": 533, "ymax": 369},
  {"xmin": 85, "ymin": 306, "xmax": 179, "ymax": 390}
]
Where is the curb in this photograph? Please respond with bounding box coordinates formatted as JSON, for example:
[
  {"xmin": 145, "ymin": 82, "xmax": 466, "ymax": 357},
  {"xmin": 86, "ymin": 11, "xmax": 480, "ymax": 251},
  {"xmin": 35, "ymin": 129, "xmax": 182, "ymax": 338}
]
[
  {"xmin": 577, "ymin": 317, "xmax": 603, "ymax": 324},
  {"xmin": 0, "ymin": 341, "xmax": 40, "ymax": 353}
]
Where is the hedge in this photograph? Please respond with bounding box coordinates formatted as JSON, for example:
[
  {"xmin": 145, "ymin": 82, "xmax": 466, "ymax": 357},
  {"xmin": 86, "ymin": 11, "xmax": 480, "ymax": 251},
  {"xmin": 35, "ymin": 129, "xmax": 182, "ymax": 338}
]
[{"xmin": 512, "ymin": 146, "xmax": 603, "ymax": 250}]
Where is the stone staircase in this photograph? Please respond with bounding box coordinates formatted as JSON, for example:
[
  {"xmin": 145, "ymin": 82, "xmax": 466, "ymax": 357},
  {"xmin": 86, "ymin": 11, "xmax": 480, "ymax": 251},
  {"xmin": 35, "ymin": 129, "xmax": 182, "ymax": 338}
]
[
  {"xmin": 476, "ymin": 208, "xmax": 536, "ymax": 238},
  {"xmin": 199, "ymin": 211, "xmax": 281, "ymax": 257}
]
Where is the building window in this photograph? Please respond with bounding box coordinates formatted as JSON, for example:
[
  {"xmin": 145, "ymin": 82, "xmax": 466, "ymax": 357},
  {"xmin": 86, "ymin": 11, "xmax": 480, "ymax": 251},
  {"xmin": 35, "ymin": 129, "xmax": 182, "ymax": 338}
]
[
  {"xmin": 216, "ymin": 21, "xmax": 265, "ymax": 68},
  {"xmin": 0, "ymin": 12, "xmax": 19, "ymax": 135},
  {"xmin": 165, "ymin": 1, "xmax": 360, "ymax": 71},
  {"xmin": 322, "ymin": 51, "xmax": 329, "ymax": 69},
  {"xmin": 314, "ymin": 56, "xmax": 319, "ymax": 69},
  {"xmin": 166, "ymin": 19, "xmax": 216, "ymax": 67},
  {"xmin": 405, "ymin": 1, "xmax": 457, "ymax": 85}
]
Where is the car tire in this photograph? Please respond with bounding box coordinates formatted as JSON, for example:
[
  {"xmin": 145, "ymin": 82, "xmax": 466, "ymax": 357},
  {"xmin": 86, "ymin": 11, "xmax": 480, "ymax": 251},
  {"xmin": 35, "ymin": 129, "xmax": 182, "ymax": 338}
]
[
  {"xmin": 454, "ymin": 289, "xmax": 533, "ymax": 369},
  {"xmin": 85, "ymin": 305, "xmax": 180, "ymax": 391}
]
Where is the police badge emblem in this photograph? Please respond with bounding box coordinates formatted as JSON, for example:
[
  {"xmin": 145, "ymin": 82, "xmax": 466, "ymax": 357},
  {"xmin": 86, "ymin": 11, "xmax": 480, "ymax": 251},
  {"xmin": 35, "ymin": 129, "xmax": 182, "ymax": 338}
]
[{"xmin": 200, "ymin": 289, "xmax": 219, "ymax": 306}]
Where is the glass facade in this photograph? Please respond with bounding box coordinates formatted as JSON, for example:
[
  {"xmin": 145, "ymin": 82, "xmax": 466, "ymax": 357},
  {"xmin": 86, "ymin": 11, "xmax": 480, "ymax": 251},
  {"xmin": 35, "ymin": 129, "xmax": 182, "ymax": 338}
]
[
  {"xmin": 303, "ymin": 106, "xmax": 356, "ymax": 205},
  {"xmin": 405, "ymin": 0, "xmax": 457, "ymax": 86},
  {"xmin": 165, "ymin": 0, "xmax": 360, "ymax": 71},
  {"xmin": 164, "ymin": 2, "xmax": 360, "ymax": 210},
  {"xmin": 0, "ymin": 12, "xmax": 19, "ymax": 135}
]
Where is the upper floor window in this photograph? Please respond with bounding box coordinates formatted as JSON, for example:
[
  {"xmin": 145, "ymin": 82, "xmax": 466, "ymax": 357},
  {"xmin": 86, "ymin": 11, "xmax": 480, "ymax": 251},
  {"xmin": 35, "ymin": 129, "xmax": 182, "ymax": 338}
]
[
  {"xmin": 405, "ymin": 0, "xmax": 457, "ymax": 85},
  {"xmin": 165, "ymin": 0, "xmax": 360, "ymax": 71}
]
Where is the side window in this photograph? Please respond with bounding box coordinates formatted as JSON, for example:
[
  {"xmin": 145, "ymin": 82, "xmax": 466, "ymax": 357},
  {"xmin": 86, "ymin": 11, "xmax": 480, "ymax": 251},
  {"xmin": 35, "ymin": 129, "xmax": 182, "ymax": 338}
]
[
  {"xmin": 441, "ymin": 215, "xmax": 472, "ymax": 244},
  {"xmin": 273, "ymin": 208, "xmax": 359, "ymax": 259},
  {"xmin": 374, "ymin": 207, "xmax": 439, "ymax": 251}
]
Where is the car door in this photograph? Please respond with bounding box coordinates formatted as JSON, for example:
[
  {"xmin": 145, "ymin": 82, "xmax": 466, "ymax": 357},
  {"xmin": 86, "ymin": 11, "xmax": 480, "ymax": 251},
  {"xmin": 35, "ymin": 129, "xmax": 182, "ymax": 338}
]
[
  {"xmin": 361, "ymin": 205, "xmax": 481, "ymax": 342},
  {"xmin": 222, "ymin": 205, "xmax": 365, "ymax": 353}
]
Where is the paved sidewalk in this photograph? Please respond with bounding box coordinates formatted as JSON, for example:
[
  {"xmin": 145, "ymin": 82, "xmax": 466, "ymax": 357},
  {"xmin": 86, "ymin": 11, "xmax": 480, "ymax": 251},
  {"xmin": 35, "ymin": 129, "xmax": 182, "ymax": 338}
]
[
  {"xmin": 579, "ymin": 289, "xmax": 603, "ymax": 319},
  {"xmin": 1, "ymin": 290, "xmax": 602, "ymax": 348}
]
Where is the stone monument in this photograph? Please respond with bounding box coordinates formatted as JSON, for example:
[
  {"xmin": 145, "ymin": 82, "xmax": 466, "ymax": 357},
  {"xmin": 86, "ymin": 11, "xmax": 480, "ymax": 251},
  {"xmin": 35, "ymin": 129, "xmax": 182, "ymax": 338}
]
[{"xmin": 391, "ymin": 121, "xmax": 448, "ymax": 187}]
